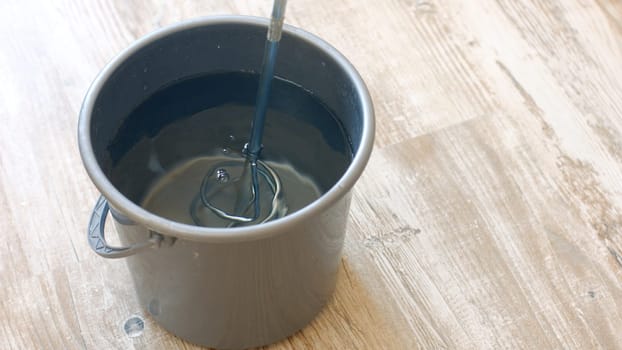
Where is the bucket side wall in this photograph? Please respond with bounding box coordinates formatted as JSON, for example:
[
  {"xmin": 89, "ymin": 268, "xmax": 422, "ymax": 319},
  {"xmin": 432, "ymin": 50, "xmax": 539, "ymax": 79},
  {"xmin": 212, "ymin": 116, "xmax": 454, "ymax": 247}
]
[{"xmin": 113, "ymin": 192, "xmax": 351, "ymax": 349}]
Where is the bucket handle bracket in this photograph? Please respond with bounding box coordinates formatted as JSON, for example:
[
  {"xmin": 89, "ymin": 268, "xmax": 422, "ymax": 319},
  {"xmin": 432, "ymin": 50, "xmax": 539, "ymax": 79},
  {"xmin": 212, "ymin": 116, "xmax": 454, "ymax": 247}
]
[{"xmin": 88, "ymin": 196, "xmax": 162, "ymax": 258}]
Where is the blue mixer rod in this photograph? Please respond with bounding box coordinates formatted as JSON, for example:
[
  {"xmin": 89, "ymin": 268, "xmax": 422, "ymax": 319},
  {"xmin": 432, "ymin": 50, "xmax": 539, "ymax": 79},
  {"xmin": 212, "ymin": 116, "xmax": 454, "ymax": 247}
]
[{"xmin": 247, "ymin": 39, "xmax": 280, "ymax": 160}]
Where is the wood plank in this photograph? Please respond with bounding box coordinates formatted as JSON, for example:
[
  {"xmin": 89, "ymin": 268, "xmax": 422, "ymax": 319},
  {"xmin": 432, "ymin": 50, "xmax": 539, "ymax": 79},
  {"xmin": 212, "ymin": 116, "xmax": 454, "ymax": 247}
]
[{"xmin": 349, "ymin": 113, "xmax": 622, "ymax": 349}]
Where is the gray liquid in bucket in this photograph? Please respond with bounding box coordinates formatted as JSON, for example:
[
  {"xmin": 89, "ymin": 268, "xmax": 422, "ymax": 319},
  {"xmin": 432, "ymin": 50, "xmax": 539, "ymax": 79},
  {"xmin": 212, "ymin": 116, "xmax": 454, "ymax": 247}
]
[
  {"xmin": 108, "ymin": 72, "xmax": 352, "ymax": 228},
  {"xmin": 141, "ymin": 155, "xmax": 321, "ymax": 227}
]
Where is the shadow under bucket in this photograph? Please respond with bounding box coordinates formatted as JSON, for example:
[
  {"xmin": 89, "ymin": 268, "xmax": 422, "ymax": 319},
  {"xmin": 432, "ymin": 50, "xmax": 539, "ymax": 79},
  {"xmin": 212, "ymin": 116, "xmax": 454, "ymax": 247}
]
[{"xmin": 78, "ymin": 16, "xmax": 374, "ymax": 349}]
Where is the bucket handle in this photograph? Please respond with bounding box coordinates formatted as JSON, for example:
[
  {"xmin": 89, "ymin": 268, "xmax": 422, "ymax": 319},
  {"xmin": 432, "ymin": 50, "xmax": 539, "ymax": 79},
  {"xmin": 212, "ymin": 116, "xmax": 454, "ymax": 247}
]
[{"xmin": 88, "ymin": 196, "xmax": 162, "ymax": 258}]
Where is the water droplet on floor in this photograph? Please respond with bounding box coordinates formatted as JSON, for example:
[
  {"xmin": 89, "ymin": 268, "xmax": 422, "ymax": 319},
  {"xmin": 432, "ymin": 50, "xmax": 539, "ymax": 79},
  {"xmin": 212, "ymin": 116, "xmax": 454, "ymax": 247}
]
[{"xmin": 123, "ymin": 316, "xmax": 145, "ymax": 337}]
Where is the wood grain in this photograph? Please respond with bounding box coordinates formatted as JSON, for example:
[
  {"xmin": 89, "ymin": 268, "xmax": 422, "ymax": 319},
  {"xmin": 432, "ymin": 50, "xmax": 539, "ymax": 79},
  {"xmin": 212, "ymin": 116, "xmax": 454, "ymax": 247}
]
[{"xmin": 1, "ymin": 0, "xmax": 622, "ymax": 348}]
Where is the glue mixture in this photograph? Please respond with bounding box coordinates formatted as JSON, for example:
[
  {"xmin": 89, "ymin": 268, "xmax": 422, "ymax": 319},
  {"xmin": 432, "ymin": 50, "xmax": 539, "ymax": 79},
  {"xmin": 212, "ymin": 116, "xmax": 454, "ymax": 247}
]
[
  {"xmin": 108, "ymin": 72, "xmax": 353, "ymax": 228},
  {"xmin": 140, "ymin": 155, "xmax": 322, "ymax": 227}
]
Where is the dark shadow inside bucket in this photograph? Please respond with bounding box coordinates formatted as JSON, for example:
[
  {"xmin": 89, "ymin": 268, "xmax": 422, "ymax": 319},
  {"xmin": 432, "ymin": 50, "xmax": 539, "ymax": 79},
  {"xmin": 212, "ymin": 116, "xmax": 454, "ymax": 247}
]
[{"xmin": 89, "ymin": 22, "xmax": 364, "ymax": 222}]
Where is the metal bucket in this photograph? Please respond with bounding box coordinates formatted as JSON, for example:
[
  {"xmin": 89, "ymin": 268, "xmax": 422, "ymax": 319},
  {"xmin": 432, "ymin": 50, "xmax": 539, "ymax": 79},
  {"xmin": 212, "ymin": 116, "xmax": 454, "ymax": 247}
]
[{"xmin": 78, "ymin": 16, "xmax": 374, "ymax": 349}]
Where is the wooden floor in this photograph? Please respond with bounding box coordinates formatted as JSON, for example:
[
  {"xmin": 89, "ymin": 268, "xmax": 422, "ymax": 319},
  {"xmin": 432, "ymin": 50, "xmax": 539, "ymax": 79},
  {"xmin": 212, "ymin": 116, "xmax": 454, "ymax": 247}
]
[{"xmin": 2, "ymin": 0, "xmax": 622, "ymax": 348}]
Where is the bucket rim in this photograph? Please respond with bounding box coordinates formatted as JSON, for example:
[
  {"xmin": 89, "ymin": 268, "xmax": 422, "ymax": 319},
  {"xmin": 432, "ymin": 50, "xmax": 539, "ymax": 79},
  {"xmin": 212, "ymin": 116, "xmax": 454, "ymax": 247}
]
[{"xmin": 78, "ymin": 15, "xmax": 375, "ymax": 243}]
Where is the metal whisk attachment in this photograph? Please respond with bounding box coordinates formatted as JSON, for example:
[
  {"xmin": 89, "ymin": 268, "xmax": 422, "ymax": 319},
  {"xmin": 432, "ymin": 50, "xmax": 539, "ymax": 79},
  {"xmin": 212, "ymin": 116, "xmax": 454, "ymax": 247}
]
[
  {"xmin": 190, "ymin": 0, "xmax": 288, "ymax": 227},
  {"xmin": 190, "ymin": 155, "xmax": 286, "ymax": 227}
]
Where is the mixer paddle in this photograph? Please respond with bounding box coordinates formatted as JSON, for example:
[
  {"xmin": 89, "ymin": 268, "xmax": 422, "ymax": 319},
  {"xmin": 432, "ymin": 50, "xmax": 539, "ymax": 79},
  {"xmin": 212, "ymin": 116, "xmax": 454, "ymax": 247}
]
[{"xmin": 190, "ymin": 0, "xmax": 288, "ymax": 227}]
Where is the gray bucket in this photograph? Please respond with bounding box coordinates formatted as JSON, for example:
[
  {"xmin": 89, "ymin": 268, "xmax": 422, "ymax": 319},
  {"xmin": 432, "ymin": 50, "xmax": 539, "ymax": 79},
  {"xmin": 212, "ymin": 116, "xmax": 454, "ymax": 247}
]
[{"xmin": 78, "ymin": 16, "xmax": 374, "ymax": 349}]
